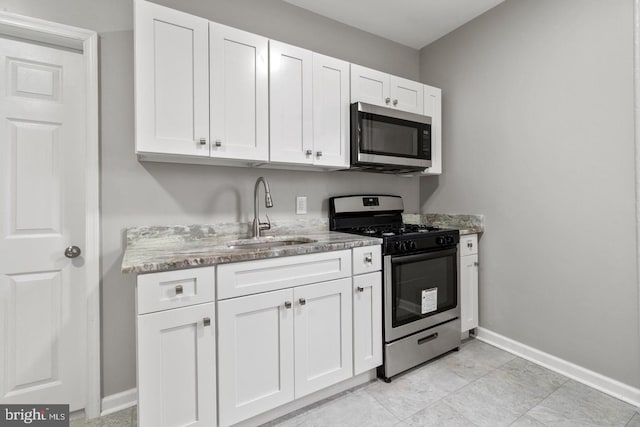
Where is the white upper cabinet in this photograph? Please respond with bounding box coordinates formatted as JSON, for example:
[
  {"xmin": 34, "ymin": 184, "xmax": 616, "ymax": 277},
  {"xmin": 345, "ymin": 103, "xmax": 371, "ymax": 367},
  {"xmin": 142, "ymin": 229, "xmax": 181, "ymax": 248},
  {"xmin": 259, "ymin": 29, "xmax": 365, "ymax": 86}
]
[
  {"xmin": 210, "ymin": 23, "xmax": 269, "ymax": 161},
  {"xmin": 422, "ymin": 84, "xmax": 443, "ymax": 175},
  {"xmin": 350, "ymin": 64, "xmax": 423, "ymax": 114},
  {"xmin": 269, "ymin": 41, "xmax": 313, "ymax": 164},
  {"xmin": 390, "ymin": 75, "xmax": 424, "ymax": 114},
  {"xmin": 350, "ymin": 64, "xmax": 391, "ymax": 108},
  {"xmin": 312, "ymin": 53, "xmax": 350, "ymax": 168},
  {"xmin": 134, "ymin": 0, "xmax": 209, "ymax": 156}
]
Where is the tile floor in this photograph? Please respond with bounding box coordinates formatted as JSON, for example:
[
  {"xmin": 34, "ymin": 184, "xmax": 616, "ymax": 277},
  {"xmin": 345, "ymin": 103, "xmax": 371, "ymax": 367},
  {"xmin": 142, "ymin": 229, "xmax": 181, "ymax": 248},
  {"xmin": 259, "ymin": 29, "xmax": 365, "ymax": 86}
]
[{"xmin": 71, "ymin": 339, "xmax": 640, "ymax": 427}]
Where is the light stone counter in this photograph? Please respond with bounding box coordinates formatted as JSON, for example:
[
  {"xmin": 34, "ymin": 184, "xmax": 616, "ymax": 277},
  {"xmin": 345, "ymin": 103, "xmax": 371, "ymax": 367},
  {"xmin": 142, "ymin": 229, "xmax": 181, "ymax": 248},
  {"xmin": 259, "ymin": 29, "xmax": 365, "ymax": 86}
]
[
  {"xmin": 403, "ymin": 213, "xmax": 484, "ymax": 235},
  {"xmin": 121, "ymin": 219, "xmax": 381, "ymax": 274}
]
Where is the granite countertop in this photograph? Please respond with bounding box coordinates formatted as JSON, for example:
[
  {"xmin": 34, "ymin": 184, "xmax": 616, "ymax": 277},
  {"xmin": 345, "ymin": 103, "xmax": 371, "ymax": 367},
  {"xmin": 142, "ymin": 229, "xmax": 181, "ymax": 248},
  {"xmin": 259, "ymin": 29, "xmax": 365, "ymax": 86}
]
[
  {"xmin": 403, "ymin": 213, "xmax": 484, "ymax": 235},
  {"xmin": 121, "ymin": 221, "xmax": 382, "ymax": 274}
]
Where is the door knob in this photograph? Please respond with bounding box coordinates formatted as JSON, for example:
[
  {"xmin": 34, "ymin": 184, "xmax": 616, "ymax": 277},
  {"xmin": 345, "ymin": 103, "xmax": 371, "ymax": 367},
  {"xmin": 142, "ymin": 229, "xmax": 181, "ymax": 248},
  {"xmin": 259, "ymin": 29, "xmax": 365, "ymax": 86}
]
[{"xmin": 64, "ymin": 246, "xmax": 81, "ymax": 258}]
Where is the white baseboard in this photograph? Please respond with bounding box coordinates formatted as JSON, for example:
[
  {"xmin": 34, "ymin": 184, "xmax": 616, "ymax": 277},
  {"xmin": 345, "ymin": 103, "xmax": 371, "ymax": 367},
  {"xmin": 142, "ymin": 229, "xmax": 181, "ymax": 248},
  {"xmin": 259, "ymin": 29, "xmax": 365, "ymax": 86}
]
[
  {"xmin": 101, "ymin": 388, "xmax": 137, "ymax": 417},
  {"xmin": 476, "ymin": 327, "xmax": 640, "ymax": 408}
]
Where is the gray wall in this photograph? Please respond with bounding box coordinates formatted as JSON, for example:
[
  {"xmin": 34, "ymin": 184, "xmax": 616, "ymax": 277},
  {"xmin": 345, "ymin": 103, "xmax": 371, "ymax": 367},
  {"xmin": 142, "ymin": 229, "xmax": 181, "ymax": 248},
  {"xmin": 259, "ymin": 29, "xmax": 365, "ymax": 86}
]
[
  {"xmin": 420, "ymin": 0, "xmax": 639, "ymax": 387},
  {"xmin": 0, "ymin": 0, "xmax": 421, "ymax": 396}
]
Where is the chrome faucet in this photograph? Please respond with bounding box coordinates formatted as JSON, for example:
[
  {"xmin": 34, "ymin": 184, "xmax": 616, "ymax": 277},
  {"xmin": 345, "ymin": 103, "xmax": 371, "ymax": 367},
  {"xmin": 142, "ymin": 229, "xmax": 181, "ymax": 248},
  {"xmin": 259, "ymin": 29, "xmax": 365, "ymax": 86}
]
[{"xmin": 252, "ymin": 176, "xmax": 273, "ymax": 238}]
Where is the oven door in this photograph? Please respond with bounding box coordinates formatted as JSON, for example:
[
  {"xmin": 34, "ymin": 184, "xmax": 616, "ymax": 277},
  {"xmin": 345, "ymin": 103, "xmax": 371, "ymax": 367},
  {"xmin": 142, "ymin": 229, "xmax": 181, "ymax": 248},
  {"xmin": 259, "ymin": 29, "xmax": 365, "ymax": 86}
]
[{"xmin": 384, "ymin": 248, "xmax": 459, "ymax": 342}]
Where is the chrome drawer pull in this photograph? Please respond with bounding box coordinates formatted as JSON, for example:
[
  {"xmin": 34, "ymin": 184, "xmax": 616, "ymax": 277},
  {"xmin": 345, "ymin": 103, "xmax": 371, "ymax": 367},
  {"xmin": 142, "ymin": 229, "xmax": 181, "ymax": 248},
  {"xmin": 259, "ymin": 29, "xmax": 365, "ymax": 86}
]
[
  {"xmin": 417, "ymin": 332, "xmax": 438, "ymax": 345},
  {"xmin": 284, "ymin": 301, "xmax": 292, "ymax": 309},
  {"xmin": 175, "ymin": 285, "xmax": 184, "ymax": 295},
  {"xmin": 199, "ymin": 138, "xmax": 207, "ymax": 145},
  {"xmin": 364, "ymin": 254, "xmax": 373, "ymax": 264},
  {"xmin": 203, "ymin": 317, "xmax": 211, "ymax": 327},
  {"xmin": 299, "ymin": 298, "xmax": 306, "ymax": 306},
  {"xmin": 356, "ymin": 286, "xmax": 364, "ymax": 293}
]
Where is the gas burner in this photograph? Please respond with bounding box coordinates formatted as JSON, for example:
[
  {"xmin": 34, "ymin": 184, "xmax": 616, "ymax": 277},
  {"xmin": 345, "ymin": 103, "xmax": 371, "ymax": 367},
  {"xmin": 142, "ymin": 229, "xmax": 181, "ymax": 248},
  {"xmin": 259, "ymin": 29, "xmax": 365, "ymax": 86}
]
[
  {"xmin": 417, "ymin": 229, "xmax": 431, "ymax": 233},
  {"xmin": 381, "ymin": 232, "xmax": 395, "ymax": 237},
  {"xmin": 362, "ymin": 229, "xmax": 377, "ymax": 235}
]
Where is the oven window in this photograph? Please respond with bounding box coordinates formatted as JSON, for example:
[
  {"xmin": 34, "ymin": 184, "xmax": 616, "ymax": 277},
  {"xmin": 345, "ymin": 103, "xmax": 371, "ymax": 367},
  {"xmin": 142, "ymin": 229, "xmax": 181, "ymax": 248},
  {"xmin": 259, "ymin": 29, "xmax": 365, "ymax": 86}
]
[
  {"xmin": 391, "ymin": 251, "xmax": 457, "ymax": 328},
  {"xmin": 361, "ymin": 115, "xmax": 419, "ymax": 157}
]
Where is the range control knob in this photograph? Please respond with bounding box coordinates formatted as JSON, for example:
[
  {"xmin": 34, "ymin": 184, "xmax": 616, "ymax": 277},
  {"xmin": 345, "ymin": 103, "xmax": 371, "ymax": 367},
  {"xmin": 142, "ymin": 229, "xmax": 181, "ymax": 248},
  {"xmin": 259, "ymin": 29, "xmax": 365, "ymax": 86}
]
[
  {"xmin": 409, "ymin": 241, "xmax": 417, "ymax": 251},
  {"xmin": 394, "ymin": 241, "xmax": 402, "ymax": 252},
  {"xmin": 446, "ymin": 236, "xmax": 455, "ymax": 245},
  {"xmin": 436, "ymin": 236, "xmax": 446, "ymax": 246}
]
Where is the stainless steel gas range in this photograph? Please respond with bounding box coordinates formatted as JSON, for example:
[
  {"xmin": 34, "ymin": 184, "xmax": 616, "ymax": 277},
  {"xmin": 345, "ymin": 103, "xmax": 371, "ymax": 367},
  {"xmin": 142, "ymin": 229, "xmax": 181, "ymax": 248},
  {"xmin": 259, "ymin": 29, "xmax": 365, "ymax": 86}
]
[{"xmin": 330, "ymin": 195, "xmax": 461, "ymax": 381}]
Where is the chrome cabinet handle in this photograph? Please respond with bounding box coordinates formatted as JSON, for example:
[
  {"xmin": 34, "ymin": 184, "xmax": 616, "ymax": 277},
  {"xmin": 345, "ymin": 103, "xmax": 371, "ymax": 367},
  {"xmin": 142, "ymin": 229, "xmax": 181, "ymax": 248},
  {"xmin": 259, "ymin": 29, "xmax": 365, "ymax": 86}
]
[
  {"xmin": 467, "ymin": 242, "xmax": 473, "ymax": 248},
  {"xmin": 364, "ymin": 254, "xmax": 373, "ymax": 264},
  {"xmin": 299, "ymin": 298, "xmax": 306, "ymax": 306},
  {"xmin": 356, "ymin": 286, "xmax": 364, "ymax": 293},
  {"xmin": 316, "ymin": 151, "xmax": 323, "ymax": 157},
  {"xmin": 393, "ymin": 99, "xmax": 398, "ymax": 106},
  {"xmin": 203, "ymin": 317, "xmax": 211, "ymax": 327},
  {"xmin": 305, "ymin": 149, "xmax": 313, "ymax": 156},
  {"xmin": 175, "ymin": 285, "xmax": 183, "ymax": 295},
  {"xmin": 474, "ymin": 261, "xmax": 479, "ymax": 267},
  {"xmin": 284, "ymin": 301, "xmax": 292, "ymax": 309},
  {"xmin": 215, "ymin": 140, "xmax": 222, "ymax": 147},
  {"xmin": 64, "ymin": 246, "xmax": 81, "ymax": 258},
  {"xmin": 385, "ymin": 97, "xmax": 391, "ymax": 104},
  {"xmin": 199, "ymin": 138, "xmax": 207, "ymax": 145}
]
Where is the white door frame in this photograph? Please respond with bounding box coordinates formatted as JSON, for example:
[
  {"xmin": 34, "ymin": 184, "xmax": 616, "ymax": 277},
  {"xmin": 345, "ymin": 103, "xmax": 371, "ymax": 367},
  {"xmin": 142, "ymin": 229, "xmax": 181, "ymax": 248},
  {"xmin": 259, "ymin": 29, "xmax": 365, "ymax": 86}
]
[{"xmin": 0, "ymin": 12, "xmax": 101, "ymax": 419}]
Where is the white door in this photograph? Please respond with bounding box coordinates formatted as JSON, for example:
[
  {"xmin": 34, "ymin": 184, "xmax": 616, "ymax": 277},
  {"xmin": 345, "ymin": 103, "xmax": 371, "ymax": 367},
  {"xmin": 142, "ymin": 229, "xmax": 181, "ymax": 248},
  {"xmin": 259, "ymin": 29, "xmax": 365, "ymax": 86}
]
[
  {"xmin": 294, "ymin": 278, "xmax": 352, "ymax": 398},
  {"xmin": 390, "ymin": 75, "xmax": 424, "ymax": 114},
  {"xmin": 210, "ymin": 23, "xmax": 269, "ymax": 161},
  {"xmin": 353, "ymin": 272, "xmax": 382, "ymax": 375},
  {"xmin": 460, "ymin": 254, "xmax": 479, "ymax": 332},
  {"xmin": 350, "ymin": 64, "xmax": 390, "ymax": 108},
  {"xmin": 0, "ymin": 37, "xmax": 87, "ymax": 410},
  {"xmin": 218, "ymin": 289, "xmax": 295, "ymax": 427},
  {"xmin": 134, "ymin": 0, "xmax": 209, "ymax": 156},
  {"xmin": 137, "ymin": 303, "xmax": 216, "ymax": 427},
  {"xmin": 269, "ymin": 40, "xmax": 313, "ymax": 164},
  {"xmin": 312, "ymin": 53, "xmax": 349, "ymax": 168}
]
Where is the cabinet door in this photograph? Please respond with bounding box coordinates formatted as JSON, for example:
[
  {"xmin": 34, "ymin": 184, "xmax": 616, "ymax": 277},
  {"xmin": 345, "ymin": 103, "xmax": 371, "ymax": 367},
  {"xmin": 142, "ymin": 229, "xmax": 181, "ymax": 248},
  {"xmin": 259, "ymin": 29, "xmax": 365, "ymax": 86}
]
[
  {"xmin": 269, "ymin": 41, "xmax": 313, "ymax": 164},
  {"xmin": 350, "ymin": 64, "xmax": 390, "ymax": 108},
  {"xmin": 137, "ymin": 303, "xmax": 215, "ymax": 427},
  {"xmin": 218, "ymin": 289, "xmax": 294, "ymax": 426},
  {"xmin": 390, "ymin": 75, "xmax": 424, "ymax": 114},
  {"xmin": 460, "ymin": 254, "xmax": 479, "ymax": 332},
  {"xmin": 353, "ymin": 272, "xmax": 382, "ymax": 375},
  {"xmin": 422, "ymin": 84, "xmax": 442, "ymax": 175},
  {"xmin": 294, "ymin": 278, "xmax": 353, "ymax": 398},
  {"xmin": 312, "ymin": 53, "xmax": 350, "ymax": 167},
  {"xmin": 134, "ymin": 0, "xmax": 209, "ymax": 156},
  {"xmin": 210, "ymin": 23, "xmax": 269, "ymax": 161}
]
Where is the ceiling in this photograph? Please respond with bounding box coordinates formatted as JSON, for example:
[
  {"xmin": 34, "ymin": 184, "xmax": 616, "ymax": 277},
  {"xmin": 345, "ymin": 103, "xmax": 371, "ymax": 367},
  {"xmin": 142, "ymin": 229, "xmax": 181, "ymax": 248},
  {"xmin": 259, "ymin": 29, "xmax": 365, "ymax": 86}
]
[{"xmin": 282, "ymin": 0, "xmax": 506, "ymax": 50}]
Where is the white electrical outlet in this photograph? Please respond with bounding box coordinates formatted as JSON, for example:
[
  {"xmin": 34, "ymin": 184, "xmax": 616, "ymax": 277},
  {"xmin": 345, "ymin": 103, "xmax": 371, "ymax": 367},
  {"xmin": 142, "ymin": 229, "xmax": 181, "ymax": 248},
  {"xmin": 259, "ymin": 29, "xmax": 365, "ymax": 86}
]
[{"xmin": 296, "ymin": 196, "xmax": 307, "ymax": 215}]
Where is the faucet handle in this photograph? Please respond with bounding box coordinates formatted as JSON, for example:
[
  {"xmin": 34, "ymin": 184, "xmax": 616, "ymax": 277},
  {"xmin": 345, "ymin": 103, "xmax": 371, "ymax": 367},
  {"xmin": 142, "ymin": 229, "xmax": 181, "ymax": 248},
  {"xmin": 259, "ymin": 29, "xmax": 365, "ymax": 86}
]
[{"xmin": 259, "ymin": 213, "xmax": 271, "ymax": 231}]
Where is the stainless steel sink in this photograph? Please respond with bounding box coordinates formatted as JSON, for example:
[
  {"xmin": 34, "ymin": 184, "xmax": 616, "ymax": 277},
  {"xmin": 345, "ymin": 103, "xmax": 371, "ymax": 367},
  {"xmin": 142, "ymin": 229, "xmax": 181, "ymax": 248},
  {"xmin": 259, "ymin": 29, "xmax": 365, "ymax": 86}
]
[{"xmin": 226, "ymin": 237, "xmax": 317, "ymax": 250}]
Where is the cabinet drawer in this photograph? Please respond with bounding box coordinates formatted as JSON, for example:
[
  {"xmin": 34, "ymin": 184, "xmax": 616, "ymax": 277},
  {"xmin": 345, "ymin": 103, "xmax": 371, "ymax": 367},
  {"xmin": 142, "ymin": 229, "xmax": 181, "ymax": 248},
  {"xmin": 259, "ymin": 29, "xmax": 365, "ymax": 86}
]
[
  {"xmin": 137, "ymin": 267, "xmax": 215, "ymax": 315},
  {"xmin": 352, "ymin": 245, "xmax": 381, "ymax": 275},
  {"xmin": 217, "ymin": 250, "xmax": 351, "ymax": 300},
  {"xmin": 459, "ymin": 234, "xmax": 478, "ymax": 257}
]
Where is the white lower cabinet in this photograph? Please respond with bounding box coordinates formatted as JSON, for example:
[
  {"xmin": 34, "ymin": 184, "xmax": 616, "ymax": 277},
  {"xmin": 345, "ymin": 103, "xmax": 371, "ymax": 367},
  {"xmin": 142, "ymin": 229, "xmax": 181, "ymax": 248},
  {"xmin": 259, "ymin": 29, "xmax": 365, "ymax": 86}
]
[
  {"xmin": 352, "ymin": 272, "xmax": 382, "ymax": 375},
  {"xmin": 294, "ymin": 278, "xmax": 353, "ymax": 397},
  {"xmin": 218, "ymin": 278, "xmax": 353, "ymax": 426},
  {"xmin": 459, "ymin": 234, "xmax": 479, "ymax": 332},
  {"xmin": 137, "ymin": 302, "xmax": 216, "ymax": 427},
  {"xmin": 217, "ymin": 289, "xmax": 295, "ymax": 427}
]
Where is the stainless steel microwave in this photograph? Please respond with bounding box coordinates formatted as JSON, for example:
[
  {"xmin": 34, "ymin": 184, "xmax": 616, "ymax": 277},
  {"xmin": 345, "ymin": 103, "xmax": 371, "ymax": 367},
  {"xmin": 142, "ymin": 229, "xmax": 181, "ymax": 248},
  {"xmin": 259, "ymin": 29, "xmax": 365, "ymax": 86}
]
[{"xmin": 350, "ymin": 102, "xmax": 432, "ymax": 173}]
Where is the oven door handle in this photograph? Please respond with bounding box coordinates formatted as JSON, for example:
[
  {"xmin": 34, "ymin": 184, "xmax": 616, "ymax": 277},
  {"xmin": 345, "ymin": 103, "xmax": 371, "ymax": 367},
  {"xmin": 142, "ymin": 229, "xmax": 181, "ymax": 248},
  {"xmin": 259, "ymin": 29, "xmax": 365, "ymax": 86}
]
[{"xmin": 388, "ymin": 247, "xmax": 457, "ymax": 264}]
